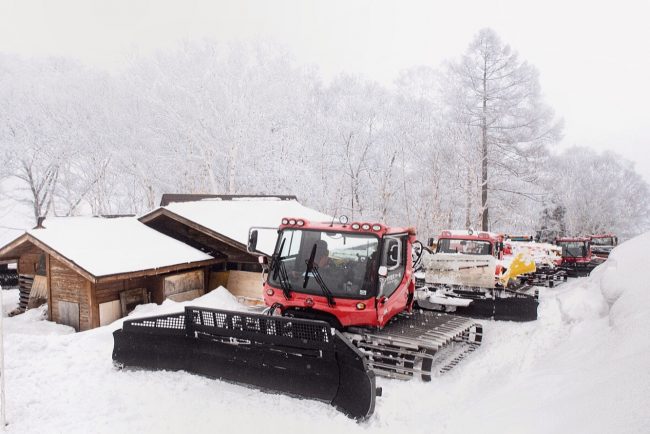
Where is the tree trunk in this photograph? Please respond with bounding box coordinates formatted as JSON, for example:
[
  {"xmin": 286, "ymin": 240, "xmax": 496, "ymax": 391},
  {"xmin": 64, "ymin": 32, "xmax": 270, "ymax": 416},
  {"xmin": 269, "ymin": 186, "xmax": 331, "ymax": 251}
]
[
  {"xmin": 465, "ymin": 165, "xmax": 472, "ymax": 229},
  {"xmin": 480, "ymin": 60, "xmax": 489, "ymax": 231}
]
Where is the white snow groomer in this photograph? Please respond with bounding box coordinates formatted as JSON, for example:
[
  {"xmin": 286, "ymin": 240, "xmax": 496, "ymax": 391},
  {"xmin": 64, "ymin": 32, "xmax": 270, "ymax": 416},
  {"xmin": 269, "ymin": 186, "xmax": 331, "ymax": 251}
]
[
  {"xmin": 589, "ymin": 234, "xmax": 618, "ymax": 259},
  {"xmin": 414, "ymin": 230, "xmax": 539, "ymax": 321},
  {"xmin": 505, "ymin": 236, "xmax": 567, "ymax": 287}
]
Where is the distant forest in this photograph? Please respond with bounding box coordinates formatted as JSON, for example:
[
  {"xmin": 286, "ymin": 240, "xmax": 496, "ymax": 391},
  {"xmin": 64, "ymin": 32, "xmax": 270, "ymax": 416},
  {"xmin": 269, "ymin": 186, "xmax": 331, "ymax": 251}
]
[{"xmin": 1, "ymin": 29, "xmax": 648, "ymax": 238}]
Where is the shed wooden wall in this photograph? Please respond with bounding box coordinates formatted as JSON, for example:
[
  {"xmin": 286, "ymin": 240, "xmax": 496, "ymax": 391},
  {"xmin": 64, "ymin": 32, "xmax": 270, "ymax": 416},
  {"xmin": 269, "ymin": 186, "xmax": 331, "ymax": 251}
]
[
  {"xmin": 50, "ymin": 257, "xmax": 92, "ymax": 331},
  {"xmin": 17, "ymin": 244, "xmax": 42, "ymax": 275},
  {"xmin": 92, "ymin": 267, "xmax": 209, "ymax": 327},
  {"xmin": 209, "ymin": 270, "xmax": 264, "ymax": 304}
]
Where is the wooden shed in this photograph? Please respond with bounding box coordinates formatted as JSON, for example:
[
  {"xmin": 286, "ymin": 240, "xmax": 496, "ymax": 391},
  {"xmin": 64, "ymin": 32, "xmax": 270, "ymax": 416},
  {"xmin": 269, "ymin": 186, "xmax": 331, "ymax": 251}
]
[
  {"xmin": 139, "ymin": 194, "xmax": 331, "ymax": 304},
  {"xmin": 0, "ymin": 217, "xmax": 218, "ymax": 331}
]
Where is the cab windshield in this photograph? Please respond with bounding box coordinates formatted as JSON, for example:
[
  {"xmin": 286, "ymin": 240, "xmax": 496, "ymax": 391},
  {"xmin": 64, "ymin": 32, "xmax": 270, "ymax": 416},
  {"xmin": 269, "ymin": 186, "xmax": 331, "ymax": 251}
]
[
  {"xmin": 436, "ymin": 238, "xmax": 492, "ymax": 256},
  {"xmin": 558, "ymin": 242, "xmax": 588, "ymax": 258},
  {"xmin": 269, "ymin": 229, "xmax": 380, "ymax": 299}
]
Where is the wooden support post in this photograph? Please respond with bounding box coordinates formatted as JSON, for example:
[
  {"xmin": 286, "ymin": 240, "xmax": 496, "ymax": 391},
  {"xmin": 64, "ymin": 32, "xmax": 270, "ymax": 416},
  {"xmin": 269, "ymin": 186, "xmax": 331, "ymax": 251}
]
[{"xmin": 46, "ymin": 254, "xmax": 52, "ymax": 321}]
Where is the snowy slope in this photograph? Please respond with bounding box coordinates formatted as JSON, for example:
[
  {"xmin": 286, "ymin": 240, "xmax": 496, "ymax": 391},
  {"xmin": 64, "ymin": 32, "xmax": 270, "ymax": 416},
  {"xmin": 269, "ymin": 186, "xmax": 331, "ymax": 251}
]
[{"xmin": 1, "ymin": 232, "xmax": 649, "ymax": 434}]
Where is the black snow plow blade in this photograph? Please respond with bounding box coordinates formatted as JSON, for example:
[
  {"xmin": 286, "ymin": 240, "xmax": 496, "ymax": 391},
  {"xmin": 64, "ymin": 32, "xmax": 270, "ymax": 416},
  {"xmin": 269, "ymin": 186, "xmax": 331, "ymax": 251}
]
[
  {"xmin": 418, "ymin": 287, "xmax": 539, "ymax": 322},
  {"xmin": 113, "ymin": 306, "xmax": 377, "ymax": 420},
  {"xmin": 521, "ymin": 267, "xmax": 567, "ymax": 288},
  {"xmin": 558, "ymin": 261, "xmax": 601, "ymax": 277},
  {"xmin": 459, "ymin": 292, "xmax": 538, "ymax": 322}
]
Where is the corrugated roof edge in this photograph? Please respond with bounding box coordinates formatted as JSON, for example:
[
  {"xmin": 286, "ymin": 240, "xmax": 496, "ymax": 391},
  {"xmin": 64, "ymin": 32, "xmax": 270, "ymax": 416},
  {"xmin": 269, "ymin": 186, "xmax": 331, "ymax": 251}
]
[{"xmin": 159, "ymin": 194, "xmax": 298, "ymax": 206}]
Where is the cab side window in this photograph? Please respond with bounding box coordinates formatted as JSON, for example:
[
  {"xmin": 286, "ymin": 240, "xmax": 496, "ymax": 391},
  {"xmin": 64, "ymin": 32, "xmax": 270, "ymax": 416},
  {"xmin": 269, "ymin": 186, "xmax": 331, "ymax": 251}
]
[{"xmin": 379, "ymin": 236, "xmax": 407, "ymax": 298}]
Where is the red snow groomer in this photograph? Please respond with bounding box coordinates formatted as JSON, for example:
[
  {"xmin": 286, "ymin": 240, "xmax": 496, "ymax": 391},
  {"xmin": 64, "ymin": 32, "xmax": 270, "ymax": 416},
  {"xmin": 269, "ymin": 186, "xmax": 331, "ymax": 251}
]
[
  {"xmin": 414, "ymin": 230, "xmax": 539, "ymax": 321},
  {"xmin": 555, "ymin": 237, "xmax": 605, "ymax": 277},
  {"xmin": 589, "ymin": 234, "xmax": 618, "ymax": 259},
  {"xmin": 112, "ymin": 218, "xmax": 483, "ymax": 421}
]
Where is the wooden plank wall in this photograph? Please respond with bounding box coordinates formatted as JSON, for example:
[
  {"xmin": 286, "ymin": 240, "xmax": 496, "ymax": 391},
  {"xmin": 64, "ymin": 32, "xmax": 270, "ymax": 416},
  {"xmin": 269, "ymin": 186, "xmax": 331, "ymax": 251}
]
[
  {"xmin": 18, "ymin": 251, "xmax": 42, "ymax": 276},
  {"xmin": 207, "ymin": 270, "xmax": 264, "ymax": 304},
  {"xmin": 50, "ymin": 257, "xmax": 91, "ymax": 331},
  {"xmin": 93, "ymin": 276, "xmax": 160, "ymax": 328}
]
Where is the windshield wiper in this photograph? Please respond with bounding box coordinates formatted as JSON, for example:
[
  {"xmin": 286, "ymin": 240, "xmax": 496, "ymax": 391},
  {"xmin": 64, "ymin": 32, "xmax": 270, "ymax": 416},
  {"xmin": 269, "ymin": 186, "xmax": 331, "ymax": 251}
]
[
  {"xmin": 302, "ymin": 243, "xmax": 335, "ymax": 307},
  {"xmin": 270, "ymin": 239, "xmax": 286, "ymax": 279},
  {"xmin": 270, "ymin": 238, "xmax": 292, "ymax": 299},
  {"xmin": 277, "ymin": 261, "xmax": 292, "ymax": 300},
  {"xmin": 312, "ymin": 264, "xmax": 336, "ymax": 307},
  {"xmin": 303, "ymin": 243, "xmax": 317, "ymax": 289}
]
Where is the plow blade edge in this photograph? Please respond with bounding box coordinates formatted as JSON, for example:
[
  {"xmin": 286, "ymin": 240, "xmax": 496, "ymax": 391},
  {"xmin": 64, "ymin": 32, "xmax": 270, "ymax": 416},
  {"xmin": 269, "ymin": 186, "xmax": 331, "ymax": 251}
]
[{"xmin": 113, "ymin": 306, "xmax": 376, "ymax": 420}]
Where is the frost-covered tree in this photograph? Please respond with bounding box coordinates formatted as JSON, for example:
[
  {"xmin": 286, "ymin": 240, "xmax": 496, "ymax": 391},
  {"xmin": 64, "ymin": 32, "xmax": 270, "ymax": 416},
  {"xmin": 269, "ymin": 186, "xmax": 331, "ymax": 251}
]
[
  {"xmin": 447, "ymin": 28, "xmax": 562, "ymax": 231},
  {"xmin": 1, "ymin": 41, "xmax": 647, "ymax": 241},
  {"xmin": 544, "ymin": 147, "xmax": 650, "ymax": 238}
]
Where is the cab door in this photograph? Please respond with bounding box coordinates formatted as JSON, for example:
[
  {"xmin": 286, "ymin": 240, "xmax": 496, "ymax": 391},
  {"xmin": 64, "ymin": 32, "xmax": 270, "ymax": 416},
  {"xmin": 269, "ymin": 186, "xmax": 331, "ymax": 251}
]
[{"xmin": 376, "ymin": 234, "xmax": 408, "ymax": 326}]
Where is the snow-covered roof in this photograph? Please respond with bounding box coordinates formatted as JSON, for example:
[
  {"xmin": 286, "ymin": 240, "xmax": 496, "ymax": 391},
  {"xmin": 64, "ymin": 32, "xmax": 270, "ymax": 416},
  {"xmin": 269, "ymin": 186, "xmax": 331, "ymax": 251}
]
[
  {"xmin": 143, "ymin": 197, "xmax": 331, "ymax": 255},
  {"xmin": 5, "ymin": 217, "xmax": 214, "ymax": 278}
]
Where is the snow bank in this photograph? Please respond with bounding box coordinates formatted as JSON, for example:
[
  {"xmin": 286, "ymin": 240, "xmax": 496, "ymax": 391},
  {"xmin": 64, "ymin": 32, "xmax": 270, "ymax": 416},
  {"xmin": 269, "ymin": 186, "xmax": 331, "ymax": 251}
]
[
  {"xmin": 125, "ymin": 286, "xmax": 249, "ymax": 323},
  {"xmin": 1, "ymin": 233, "xmax": 649, "ymax": 434},
  {"xmin": 451, "ymin": 231, "xmax": 650, "ymax": 434}
]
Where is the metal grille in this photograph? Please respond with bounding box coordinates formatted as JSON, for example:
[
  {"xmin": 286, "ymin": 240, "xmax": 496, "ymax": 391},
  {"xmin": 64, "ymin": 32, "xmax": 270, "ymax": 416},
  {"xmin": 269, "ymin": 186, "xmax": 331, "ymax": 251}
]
[
  {"xmin": 126, "ymin": 313, "xmax": 186, "ymax": 331},
  {"xmin": 187, "ymin": 307, "xmax": 331, "ymax": 344}
]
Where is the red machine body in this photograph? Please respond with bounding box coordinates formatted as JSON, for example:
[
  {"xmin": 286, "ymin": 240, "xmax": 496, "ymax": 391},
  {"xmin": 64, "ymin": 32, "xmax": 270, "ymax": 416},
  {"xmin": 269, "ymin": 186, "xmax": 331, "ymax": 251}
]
[
  {"xmin": 555, "ymin": 237, "xmax": 592, "ymax": 265},
  {"xmin": 263, "ymin": 218, "xmax": 417, "ymax": 329}
]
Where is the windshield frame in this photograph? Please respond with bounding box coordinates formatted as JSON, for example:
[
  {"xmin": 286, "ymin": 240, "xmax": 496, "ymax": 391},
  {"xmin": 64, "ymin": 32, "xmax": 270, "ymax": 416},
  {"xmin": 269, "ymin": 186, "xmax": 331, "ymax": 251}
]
[
  {"xmin": 436, "ymin": 237, "xmax": 494, "ymax": 256},
  {"xmin": 558, "ymin": 241, "xmax": 588, "ymax": 258},
  {"xmin": 268, "ymin": 228, "xmax": 382, "ymax": 300}
]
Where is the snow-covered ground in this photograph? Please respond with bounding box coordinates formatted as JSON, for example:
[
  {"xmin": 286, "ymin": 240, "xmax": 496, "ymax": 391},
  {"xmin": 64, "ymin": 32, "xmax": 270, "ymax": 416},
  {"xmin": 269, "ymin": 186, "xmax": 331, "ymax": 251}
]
[{"xmin": 1, "ymin": 232, "xmax": 649, "ymax": 434}]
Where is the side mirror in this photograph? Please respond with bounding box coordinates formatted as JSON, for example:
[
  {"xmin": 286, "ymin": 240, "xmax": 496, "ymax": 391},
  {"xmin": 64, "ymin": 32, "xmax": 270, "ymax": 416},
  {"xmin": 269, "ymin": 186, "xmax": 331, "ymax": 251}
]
[
  {"xmin": 427, "ymin": 237, "xmax": 434, "ymax": 247},
  {"xmin": 247, "ymin": 229, "xmax": 259, "ymax": 253},
  {"xmin": 378, "ymin": 265, "xmax": 388, "ymax": 277}
]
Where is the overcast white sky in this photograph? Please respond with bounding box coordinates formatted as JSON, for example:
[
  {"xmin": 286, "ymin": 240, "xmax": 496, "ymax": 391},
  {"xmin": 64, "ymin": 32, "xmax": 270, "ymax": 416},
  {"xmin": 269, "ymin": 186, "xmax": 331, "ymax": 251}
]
[{"xmin": 1, "ymin": 0, "xmax": 649, "ymax": 182}]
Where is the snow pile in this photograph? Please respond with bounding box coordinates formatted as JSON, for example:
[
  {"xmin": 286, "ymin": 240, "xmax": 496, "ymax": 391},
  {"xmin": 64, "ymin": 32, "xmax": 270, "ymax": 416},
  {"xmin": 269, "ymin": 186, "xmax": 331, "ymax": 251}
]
[
  {"xmin": 124, "ymin": 286, "xmax": 250, "ymax": 324},
  {"xmin": 19, "ymin": 217, "xmax": 213, "ymax": 277},
  {"xmin": 509, "ymin": 241, "xmax": 562, "ymax": 266},
  {"xmin": 1, "ymin": 233, "xmax": 649, "ymax": 434}
]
